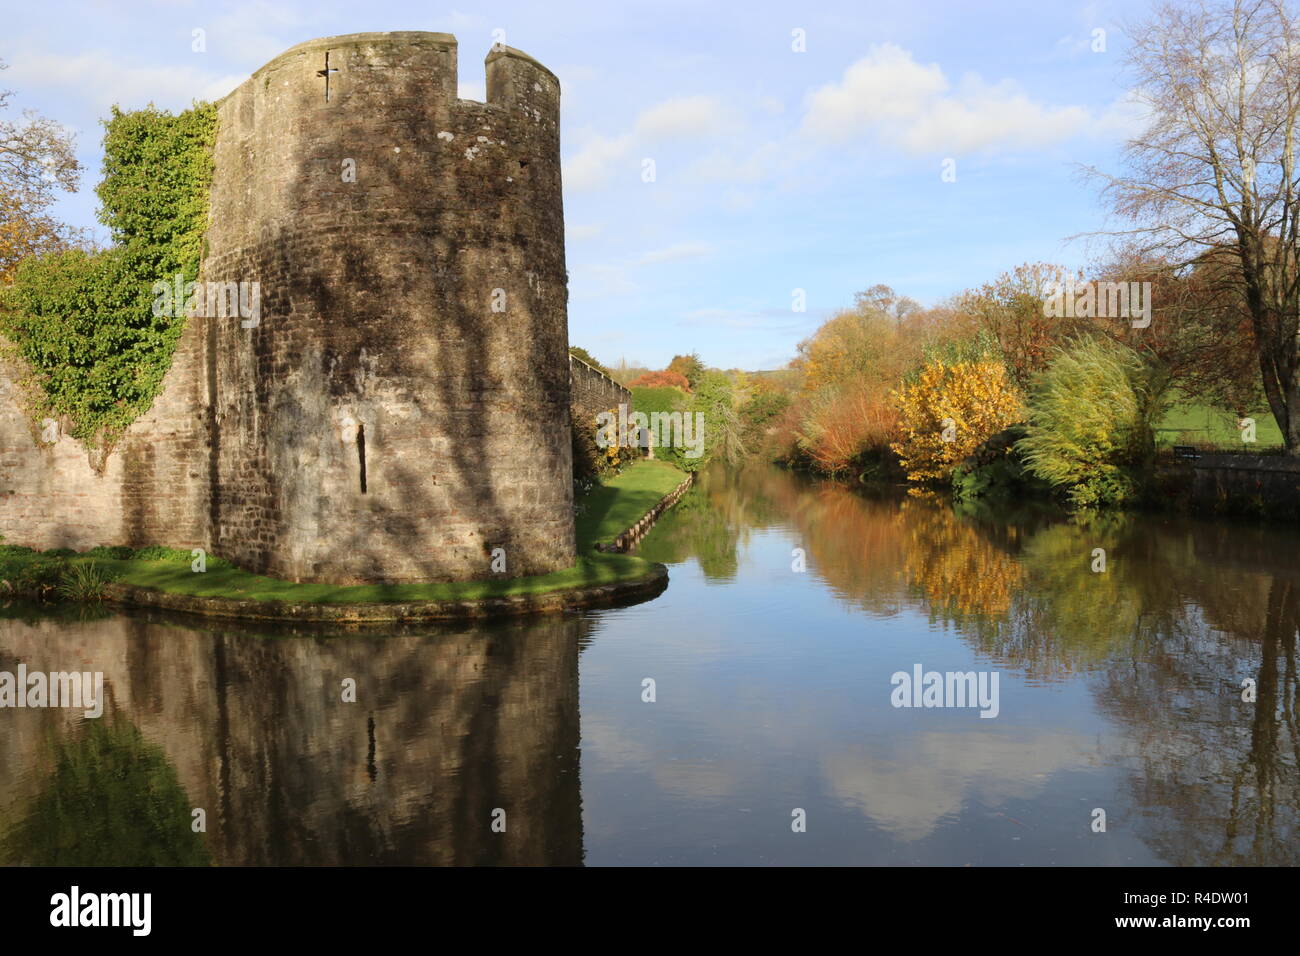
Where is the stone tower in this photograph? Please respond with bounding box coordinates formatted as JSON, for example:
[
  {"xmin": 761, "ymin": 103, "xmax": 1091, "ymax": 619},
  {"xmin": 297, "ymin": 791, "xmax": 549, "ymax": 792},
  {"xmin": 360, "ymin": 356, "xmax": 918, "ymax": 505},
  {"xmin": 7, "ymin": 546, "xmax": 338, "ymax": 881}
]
[
  {"xmin": 0, "ymin": 31, "xmax": 575, "ymax": 584},
  {"xmin": 201, "ymin": 32, "xmax": 575, "ymax": 583}
]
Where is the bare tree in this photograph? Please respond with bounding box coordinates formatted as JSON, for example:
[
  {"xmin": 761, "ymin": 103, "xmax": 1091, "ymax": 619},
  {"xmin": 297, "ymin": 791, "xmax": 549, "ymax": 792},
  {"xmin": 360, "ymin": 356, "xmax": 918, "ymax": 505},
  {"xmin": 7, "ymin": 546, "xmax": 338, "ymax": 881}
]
[
  {"xmin": 1091, "ymin": 0, "xmax": 1300, "ymax": 452},
  {"xmin": 0, "ymin": 59, "xmax": 81, "ymax": 283}
]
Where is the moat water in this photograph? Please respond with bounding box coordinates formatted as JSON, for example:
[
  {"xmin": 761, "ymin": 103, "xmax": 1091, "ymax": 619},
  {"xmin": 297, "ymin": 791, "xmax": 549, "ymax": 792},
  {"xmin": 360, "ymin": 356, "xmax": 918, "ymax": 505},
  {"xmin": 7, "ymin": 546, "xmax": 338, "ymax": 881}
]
[{"xmin": 1, "ymin": 464, "xmax": 1296, "ymax": 865}]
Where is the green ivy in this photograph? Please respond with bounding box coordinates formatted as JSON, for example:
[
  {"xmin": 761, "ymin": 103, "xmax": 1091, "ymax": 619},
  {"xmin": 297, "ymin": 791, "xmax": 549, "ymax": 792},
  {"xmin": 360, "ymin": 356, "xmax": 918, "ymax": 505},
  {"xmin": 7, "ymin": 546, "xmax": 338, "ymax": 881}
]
[{"xmin": 0, "ymin": 103, "xmax": 217, "ymax": 449}]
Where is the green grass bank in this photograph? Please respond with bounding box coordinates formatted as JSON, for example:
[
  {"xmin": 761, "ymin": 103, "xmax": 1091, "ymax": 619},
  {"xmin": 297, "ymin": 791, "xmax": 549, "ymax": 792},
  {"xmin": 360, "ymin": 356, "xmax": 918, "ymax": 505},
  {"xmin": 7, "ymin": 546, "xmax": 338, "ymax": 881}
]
[{"xmin": 0, "ymin": 459, "xmax": 689, "ymax": 615}]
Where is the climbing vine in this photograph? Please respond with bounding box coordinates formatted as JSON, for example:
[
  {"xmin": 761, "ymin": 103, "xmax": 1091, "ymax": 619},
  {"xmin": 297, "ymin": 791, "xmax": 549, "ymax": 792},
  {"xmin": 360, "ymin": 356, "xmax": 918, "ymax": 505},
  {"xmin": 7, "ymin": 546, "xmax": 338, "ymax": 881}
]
[{"xmin": 0, "ymin": 102, "xmax": 217, "ymax": 448}]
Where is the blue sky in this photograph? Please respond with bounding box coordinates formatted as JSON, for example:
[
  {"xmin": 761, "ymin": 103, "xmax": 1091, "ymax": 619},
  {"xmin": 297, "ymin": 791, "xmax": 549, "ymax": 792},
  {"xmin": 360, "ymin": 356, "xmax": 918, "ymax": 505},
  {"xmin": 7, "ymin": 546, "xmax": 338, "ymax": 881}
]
[{"xmin": 3, "ymin": 0, "xmax": 1147, "ymax": 370}]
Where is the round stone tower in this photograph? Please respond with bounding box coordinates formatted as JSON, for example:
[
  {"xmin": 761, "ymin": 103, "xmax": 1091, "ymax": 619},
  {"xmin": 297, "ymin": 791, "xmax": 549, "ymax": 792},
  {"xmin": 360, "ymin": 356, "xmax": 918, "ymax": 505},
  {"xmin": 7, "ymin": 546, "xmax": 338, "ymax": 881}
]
[{"xmin": 200, "ymin": 32, "xmax": 575, "ymax": 584}]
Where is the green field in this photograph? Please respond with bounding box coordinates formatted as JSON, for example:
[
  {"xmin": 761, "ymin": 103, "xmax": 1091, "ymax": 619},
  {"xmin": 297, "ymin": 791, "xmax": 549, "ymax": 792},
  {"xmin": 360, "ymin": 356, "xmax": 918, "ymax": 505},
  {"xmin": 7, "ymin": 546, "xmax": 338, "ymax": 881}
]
[
  {"xmin": 2, "ymin": 459, "xmax": 688, "ymax": 605},
  {"xmin": 1155, "ymin": 403, "xmax": 1284, "ymax": 449}
]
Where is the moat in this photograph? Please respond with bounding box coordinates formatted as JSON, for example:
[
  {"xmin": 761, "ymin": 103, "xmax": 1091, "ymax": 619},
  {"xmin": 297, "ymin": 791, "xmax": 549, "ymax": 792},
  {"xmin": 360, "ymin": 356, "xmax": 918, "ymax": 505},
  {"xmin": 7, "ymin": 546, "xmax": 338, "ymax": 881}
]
[{"xmin": 1, "ymin": 463, "xmax": 1295, "ymax": 865}]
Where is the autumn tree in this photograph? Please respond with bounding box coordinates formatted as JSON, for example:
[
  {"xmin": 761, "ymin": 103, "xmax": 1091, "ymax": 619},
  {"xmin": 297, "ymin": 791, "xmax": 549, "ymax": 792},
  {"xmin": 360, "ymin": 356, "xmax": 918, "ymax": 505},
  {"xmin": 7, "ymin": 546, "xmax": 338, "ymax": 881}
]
[
  {"xmin": 667, "ymin": 352, "xmax": 705, "ymax": 390},
  {"xmin": 1092, "ymin": 250, "xmax": 1263, "ymax": 415},
  {"xmin": 855, "ymin": 283, "xmax": 921, "ymax": 326},
  {"xmin": 890, "ymin": 356, "xmax": 1022, "ymax": 484},
  {"xmin": 956, "ymin": 262, "xmax": 1081, "ymax": 389},
  {"xmin": 796, "ymin": 297, "xmax": 919, "ymax": 393},
  {"xmin": 628, "ymin": 369, "xmax": 690, "ymax": 391},
  {"xmin": 0, "ymin": 59, "xmax": 82, "ymax": 284},
  {"xmin": 1093, "ymin": 0, "xmax": 1300, "ymax": 453}
]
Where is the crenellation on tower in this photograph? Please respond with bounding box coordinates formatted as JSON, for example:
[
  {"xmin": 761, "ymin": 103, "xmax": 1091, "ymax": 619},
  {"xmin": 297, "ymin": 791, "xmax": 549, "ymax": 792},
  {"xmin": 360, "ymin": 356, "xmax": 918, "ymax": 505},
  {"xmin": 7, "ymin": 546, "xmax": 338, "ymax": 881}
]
[{"xmin": 0, "ymin": 31, "xmax": 577, "ymax": 585}]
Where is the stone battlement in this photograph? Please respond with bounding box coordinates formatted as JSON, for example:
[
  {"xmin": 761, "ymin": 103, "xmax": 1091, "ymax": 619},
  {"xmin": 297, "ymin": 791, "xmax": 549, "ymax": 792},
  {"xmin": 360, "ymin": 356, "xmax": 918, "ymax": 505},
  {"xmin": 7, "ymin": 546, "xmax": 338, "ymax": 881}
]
[{"xmin": 0, "ymin": 32, "xmax": 576, "ymax": 585}]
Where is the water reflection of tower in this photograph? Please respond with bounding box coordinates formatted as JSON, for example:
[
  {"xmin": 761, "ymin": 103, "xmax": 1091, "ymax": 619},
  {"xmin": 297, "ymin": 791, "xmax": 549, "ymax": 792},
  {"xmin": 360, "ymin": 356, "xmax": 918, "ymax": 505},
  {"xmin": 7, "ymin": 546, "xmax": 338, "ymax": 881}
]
[
  {"xmin": 208, "ymin": 615, "xmax": 587, "ymax": 865},
  {"xmin": 0, "ymin": 610, "xmax": 587, "ymax": 866}
]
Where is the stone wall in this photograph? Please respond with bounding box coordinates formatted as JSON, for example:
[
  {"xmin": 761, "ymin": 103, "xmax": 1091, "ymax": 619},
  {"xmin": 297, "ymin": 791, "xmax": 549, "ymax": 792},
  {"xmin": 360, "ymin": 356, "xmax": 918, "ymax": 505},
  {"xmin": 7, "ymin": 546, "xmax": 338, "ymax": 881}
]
[
  {"xmin": 569, "ymin": 353, "xmax": 633, "ymax": 477},
  {"xmin": 0, "ymin": 315, "xmax": 209, "ymax": 552},
  {"xmin": 0, "ymin": 32, "xmax": 576, "ymax": 585},
  {"xmin": 569, "ymin": 354, "xmax": 632, "ymax": 421},
  {"xmin": 1185, "ymin": 453, "xmax": 1300, "ymax": 518}
]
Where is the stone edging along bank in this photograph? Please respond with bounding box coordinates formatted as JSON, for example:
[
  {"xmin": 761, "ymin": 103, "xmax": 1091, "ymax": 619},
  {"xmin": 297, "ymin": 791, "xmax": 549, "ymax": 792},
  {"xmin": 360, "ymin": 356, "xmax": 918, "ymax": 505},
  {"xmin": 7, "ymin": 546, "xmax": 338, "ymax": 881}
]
[
  {"xmin": 598, "ymin": 472, "xmax": 696, "ymax": 553},
  {"xmin": 102, "ymin": 564, "xmax": 668, "ymax": 624}
]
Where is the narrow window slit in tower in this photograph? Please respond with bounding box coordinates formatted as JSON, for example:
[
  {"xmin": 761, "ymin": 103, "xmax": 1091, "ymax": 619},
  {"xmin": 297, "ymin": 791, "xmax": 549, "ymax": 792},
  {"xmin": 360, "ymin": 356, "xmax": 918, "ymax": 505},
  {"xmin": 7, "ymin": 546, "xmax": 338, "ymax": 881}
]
[
  {"xmin": 357, "ymin": 424, "xmax": 367, "ymax": 494},
  {"xmin": 317, "ymin": 51, "xmax": 339, "ymax": 102}
]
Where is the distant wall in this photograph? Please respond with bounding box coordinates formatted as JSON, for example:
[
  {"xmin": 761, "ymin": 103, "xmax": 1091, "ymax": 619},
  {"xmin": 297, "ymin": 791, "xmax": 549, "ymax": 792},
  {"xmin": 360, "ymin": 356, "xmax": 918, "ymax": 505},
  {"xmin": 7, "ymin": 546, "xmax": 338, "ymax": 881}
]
[
  {"xmin": 569, "ymin": 354, "xmax": 631, "ymax": 422},
  {"xmin": 1186, "ymin": 453, "xmax": 1300, "ymax": 518},
  {"xmin": 568, "ymin": 354, "xmax": 633, "ymax": 477}
]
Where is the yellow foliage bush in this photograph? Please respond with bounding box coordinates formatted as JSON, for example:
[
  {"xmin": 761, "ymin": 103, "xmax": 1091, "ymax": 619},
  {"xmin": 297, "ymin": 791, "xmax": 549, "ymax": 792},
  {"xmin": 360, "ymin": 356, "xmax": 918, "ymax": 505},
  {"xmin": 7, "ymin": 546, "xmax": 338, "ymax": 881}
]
[{"xmin": 890, "ymin": 359, "xmax": 1022, "ymax": 483}]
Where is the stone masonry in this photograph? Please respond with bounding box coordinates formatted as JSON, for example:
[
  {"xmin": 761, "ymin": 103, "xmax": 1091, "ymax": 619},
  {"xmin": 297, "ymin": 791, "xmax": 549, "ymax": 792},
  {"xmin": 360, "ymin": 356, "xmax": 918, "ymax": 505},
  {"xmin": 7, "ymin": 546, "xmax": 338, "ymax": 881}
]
[{"xmin": 0, "ymin": 32, "xmax": 577, "ymax": 584}]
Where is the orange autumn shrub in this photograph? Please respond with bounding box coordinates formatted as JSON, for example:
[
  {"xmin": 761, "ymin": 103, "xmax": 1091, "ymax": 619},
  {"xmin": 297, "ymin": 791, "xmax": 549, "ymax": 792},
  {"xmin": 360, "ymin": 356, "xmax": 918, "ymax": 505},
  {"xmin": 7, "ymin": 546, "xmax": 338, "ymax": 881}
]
[
  {"xmin": 627, "ymin": 369, "xmax": 690, "ymax": 391},
  {"xmin": 796, "ymin": 384, "xmax": 899, "ymax": 475}
]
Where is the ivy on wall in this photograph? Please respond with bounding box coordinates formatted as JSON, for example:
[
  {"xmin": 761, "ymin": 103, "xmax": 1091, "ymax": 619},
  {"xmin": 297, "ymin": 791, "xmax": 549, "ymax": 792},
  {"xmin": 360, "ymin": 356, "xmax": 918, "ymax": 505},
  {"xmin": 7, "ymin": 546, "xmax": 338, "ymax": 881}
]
[{"xmin": 0, "ymin": 102, "xmax": 217, "ymax": 449}]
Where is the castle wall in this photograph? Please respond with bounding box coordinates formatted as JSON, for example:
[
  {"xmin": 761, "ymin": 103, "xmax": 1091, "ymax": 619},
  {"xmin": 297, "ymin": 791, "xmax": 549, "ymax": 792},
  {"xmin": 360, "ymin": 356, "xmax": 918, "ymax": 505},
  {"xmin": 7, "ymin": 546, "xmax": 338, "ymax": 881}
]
[
  {"xmin": 0, "ymin": 32, "xmax": 576, "ymax": 585},
  {"xmin": 569, "ymin": 354, "xmax": 633, "ymax": 425},
  {"xmin": 0, "ymin": 316, "xmax": 209, "ymax": 552},
  {"xmin": 205, "ymin": 33, "xmax": 575, "ymax": 583}
]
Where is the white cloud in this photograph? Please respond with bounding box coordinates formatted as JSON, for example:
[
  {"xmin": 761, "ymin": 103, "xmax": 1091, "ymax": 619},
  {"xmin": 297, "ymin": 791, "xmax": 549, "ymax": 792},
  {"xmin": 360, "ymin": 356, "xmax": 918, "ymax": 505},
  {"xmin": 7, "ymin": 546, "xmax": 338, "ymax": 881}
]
[
  {"xmin": 570, "ymin": 261, "xmax": 637, "ymax": 300},
  {"xmin": 822, "ymin": 730, "xmax": 1097, "ymax": 841},
  {"xmin": 563, "ymin": 94, "xmax": 743, "ymax": 191},
  {"xmin": 634, "ymin": 240, "xmax": 713, "ymax": 265},
  {"xmin": 6, "ymin": 51, "xmax": 243, "ymax": 112},
  {"xmin": 686, "ymin": 142, "xmax": 777, "ymax": 184},
  {"xmin": 563, "ymin": 131, "xmax": 633, "ymax": 191},
  {"xmin": 566, "ymin": 223, "xmax": 604, "ymax": 241},
  {"xmin": 801, "ymin": 43, "xmax": 1095, "ymax": 155},
  {"xmin": 205, "ymin": 1, "xmax": 304, "ymax": 68},
  {"xmin": 634, "ymin": 94, "xmax": 737, "ymax": 140}
]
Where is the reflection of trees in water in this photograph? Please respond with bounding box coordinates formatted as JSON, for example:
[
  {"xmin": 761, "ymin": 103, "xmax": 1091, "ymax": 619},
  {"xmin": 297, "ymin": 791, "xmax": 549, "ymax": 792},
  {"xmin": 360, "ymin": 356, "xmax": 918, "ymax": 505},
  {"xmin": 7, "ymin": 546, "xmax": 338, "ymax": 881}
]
[
  {"xmin": 961, "ymin": 515, "xmax": 1164, "ymax": 680},
  {"xmin": 900, "ymin": 497, "xmax": 1024, "ymax": 623},
  {"xmin": 1091, "ymin": 556, "xmax": 1299, "ymax": 865},
  {"xmin": 2, "ymin": 717, "xmax": 212, "ymax": 866},
  {"xmin": 0, "ymin": 612, "xmax": 586, "ymax": 865},
  {"xmin": 636, "ymin": 479, "xmax": 741, "ymax": 581},
  {"xmin": 720, "ymin": 465, "xmax": 1298, "ymax": 861}
]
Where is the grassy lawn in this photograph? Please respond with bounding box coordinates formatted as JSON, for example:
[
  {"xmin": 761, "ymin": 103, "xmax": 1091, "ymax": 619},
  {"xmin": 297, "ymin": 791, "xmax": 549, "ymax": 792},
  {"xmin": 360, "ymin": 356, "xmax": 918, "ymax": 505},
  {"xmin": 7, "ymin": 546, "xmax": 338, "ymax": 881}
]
[
  {"xmin": 1, "ymin": 459, "xmax": 688, "ymax": 605},
  {"xmin": 575, "ymin": 458, "xmax": 686, "ymax": 545},
  {"xmin": 1156, "ymin": 402, "xmax": 1284, "ymax": 449}
]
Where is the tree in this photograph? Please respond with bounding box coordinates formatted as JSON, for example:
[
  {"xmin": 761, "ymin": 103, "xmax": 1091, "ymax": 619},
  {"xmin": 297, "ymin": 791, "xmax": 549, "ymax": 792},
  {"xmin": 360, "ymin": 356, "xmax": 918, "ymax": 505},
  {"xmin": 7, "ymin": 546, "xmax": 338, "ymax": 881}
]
[
  {"xmin": 568, "ymin": 345, "xmax": 610, "ymax": 376},
  {"xmin": 1092, "ymin": 0, "xmax": 1300, "ymax": 453},
  {"xmin": 1093, "ymin": 250, "xmax": 1264, "ymax": 415},
  {"xmin": 890, "ymin": 356, "xmax": 1022, "ymax": 484},
  {"xmin": 0, "ymin": 59, "xmax": 82, "ymax": 284},
  {"xmin": 796, "ymin": 302, "xmax": 916, "ymax": 393},
  {"xmin": 667, "ymin": 352, "xmax": 705, "ymax": 389},
  {"xmin": 628, "ymin": 369, "xmax": 690, "ymax": 391},
  {"xmin": 854, "ymin": 283, "xmax": 921, "ymax": 326},
  {"xmin": 1017, "ymin": 337, "xmax": 1170, "ymax": 508},
  {"xmin": 688, "ymin": 369, "xmax": 746, "ymax": 468},
  {"xmin": 957, "ymin": 263, "xmax": 1080, "ymax": 389}
]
